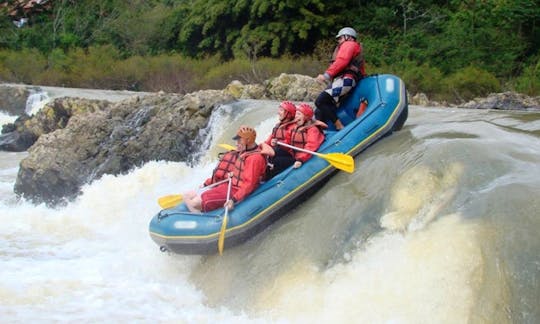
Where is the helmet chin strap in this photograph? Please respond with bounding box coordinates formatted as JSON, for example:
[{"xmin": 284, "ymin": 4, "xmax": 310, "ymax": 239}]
[{"xmin": 281, "ymin": 112, "xmax": 291, "ymax": 121}]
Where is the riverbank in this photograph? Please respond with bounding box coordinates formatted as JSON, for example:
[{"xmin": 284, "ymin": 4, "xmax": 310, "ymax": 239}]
[{"xmin": 2, "ymin": 74, "xmax": 540, "ymax": 118}]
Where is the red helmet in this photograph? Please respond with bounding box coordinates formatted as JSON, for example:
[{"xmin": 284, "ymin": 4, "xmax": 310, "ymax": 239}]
[
  {"xmin": 296, "ymin": 103, "xmax": 314, "ymax": 119},
  {"xmin": 279, "ymin": 101, "xmax": 296, "ymax": 118}
]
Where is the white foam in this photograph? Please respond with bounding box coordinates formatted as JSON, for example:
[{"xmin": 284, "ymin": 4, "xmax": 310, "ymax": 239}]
[
  {"xmin": 0, "ymin": 111, "xmax": 18, "ymax": 127},
  {"xmin": 254, "ymin": 214, "xmax": 486, "ymax": 323}
]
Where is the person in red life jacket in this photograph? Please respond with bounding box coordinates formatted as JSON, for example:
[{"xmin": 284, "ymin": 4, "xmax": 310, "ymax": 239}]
[
  {"xmin": 263, "ymin": 101, "xmax": 297, "ymax": 178},
  {"xmin": 290, "ymin": 103, "xmax": 327, "ymax": 169},
  {"xmin": 184, "ymin": 125, "xmax": 267, "ymax": 213},
  {"xmin": 314, "ymin": 27, "xmax": 366, "ymax": 130}
]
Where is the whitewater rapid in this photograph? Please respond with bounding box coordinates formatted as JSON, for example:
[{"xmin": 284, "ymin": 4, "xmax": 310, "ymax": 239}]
[{"xmin": 1, "ymin": 98, "xmax": 539, "ymax": 323}]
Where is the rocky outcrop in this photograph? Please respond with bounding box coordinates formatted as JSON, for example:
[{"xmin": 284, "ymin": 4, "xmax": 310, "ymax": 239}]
[
  {"xmin": 406, "ymin": 91, "xmax": 540, "ymax": 110},
  {"xmin": 14, "ymin": 90, "xmax": 234, "ymax": 205},
  {"xmin": 460, "ymin": 92, "xmax": 540, "ymax": 111}
]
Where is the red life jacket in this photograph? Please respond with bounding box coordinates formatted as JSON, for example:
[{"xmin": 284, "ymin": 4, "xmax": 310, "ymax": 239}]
[
  {"xmin": 291, "ymin": 126, "xmax": 310, "ymax": 149},
  {"xmin": 230, "ymin": 148, "xmax": 264, "ymax": 187},
  {"xmin": 330, "ymin": 41, "xmax": 366, "ymax": 80},
  {"xmin": 290, "ymin": 121, "xmax": 326, "ymax": 163},
  {"xmin": 230, "ymin": 147, "xmax": 268, "ymax": 203},
  {"xmin": 271, "ymin": 120, "xmax": 295, "ymax": 143},
  {"xmin": 270, "ymin": 120, "xmax": 296, "ymax": 154},
  {"xmin": 204, "ymin": 150, "xmax": 239, "ymax": 186}
]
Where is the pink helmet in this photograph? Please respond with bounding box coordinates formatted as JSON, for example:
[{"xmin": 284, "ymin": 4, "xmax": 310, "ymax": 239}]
[
  {"xmin": 279, "ymin": 101, "xmax": 296, "ymax": 117},
  {"xmin": 296, "ymin": 103, "xmax": 314, "ymax": 119}
]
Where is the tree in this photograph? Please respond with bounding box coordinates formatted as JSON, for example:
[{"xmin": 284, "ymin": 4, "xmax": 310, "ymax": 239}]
[
  {"xmin": 175, "ymin": 0, "xmax": 348, "ymax": 59},
  {"xmin": 435, "ymin": 0, "xmax": 526, "ymax": 76}
]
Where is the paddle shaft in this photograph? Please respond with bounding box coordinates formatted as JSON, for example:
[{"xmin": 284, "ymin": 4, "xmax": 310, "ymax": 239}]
[
  {"xmin": 157, "ymin": 177, "xmax": 231, "ymax": 209},
  {"xmin": 218, "ymin": 177, "xmax": 233, "ymax": 255},
  {"xmin": 201, "ymin": 177, "xmax": 230, "ymax": 191},
  {"xmin": 276, "ymin": 140, "xmax": 355, "ymax": 173},
  {"xmin": 277, "ymin": 141, "xmax": 325, "ymax": 158}
]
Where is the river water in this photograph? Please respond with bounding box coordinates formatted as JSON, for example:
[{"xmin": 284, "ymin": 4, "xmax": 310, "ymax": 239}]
[{"xmin": 0, "ymin": 91, "xmax": 539, "ymax": 323}]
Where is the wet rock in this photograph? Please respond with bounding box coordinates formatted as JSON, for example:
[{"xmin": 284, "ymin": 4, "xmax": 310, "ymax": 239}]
[
  {"xmin": 0, "ymin": 128, "xmax": 37, "ymax": 151},
  {"xmin": 14, "ymin": 90, "xmax": 234, "ymax": 205}
]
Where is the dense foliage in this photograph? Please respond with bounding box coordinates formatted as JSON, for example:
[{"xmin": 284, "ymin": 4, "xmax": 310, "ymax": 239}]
[{"xmin": 1, "ymin": 0, "xmax": 539, "ymax": 100}]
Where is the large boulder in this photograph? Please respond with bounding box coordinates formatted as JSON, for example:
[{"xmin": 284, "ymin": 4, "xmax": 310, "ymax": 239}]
[
  {"xmin": 265, "ymin": 73, "xmax": 323, "ymax": 101},
  {"xmin": 14, "ymin": 90, "xmax": 235, "ymax": 205},
  {"xmin": 225, "ymin": 80, "xmax": 266, "ymax": 99},
  {"xmin": 225, "ymin": 74, "xmax": 322, "ymax": 102},
  {"xmin": 407, "ymin": 92, "xmax": 449, "ymax": 107}
]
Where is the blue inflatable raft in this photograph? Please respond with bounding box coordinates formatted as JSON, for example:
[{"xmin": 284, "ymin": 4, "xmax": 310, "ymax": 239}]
[{"xmin": 149, "ymin": 74, "xmax": 408, "ymax": 254}]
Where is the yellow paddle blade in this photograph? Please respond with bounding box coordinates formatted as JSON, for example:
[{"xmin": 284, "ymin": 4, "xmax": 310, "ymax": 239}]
[
  {"xmin": 218, "ymin": 143, "xmax": 236, "ymax": 151},
  {"xmin": 157, "ymin": 194, "xmax": 183, "ymax": 209},
  {"xmin": 321, "ymin": 152, "xmax": 355, "ymax": 173},
  {"xmin": 218, "ymin": 212, "xmax": 228, "ymax": 255}
]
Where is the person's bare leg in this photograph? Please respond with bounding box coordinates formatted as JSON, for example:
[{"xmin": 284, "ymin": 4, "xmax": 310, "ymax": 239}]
[{"xmin": 184, "ymin": 190, "xmax": 202, "ymax": 213}]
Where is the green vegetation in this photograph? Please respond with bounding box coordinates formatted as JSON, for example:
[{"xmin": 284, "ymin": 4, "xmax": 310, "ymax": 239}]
[{"xmin": 1, "ymin": 0, "xmax": 539, "ymax": 101}]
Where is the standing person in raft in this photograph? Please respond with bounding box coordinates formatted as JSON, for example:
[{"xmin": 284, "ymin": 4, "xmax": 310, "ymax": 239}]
[
  {"xmin": 184, "ymin": 125, "xmax": 267, "ymax": 213},
  {"xmin": 264, "ymin": 101, "xmax": 298, "ymax": 178},
  {"xmin": 289, "ymin": 103, "xmax": 327, "ymax": 169},
  {"xmin": 314, "ymin": 27, "xmax": 366, "ymax": 130}
]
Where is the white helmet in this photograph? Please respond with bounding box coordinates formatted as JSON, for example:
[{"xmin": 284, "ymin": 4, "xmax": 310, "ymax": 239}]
[{"xmin": 335, "ymin": 27, "xmax": 357, "ymax": 39}]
